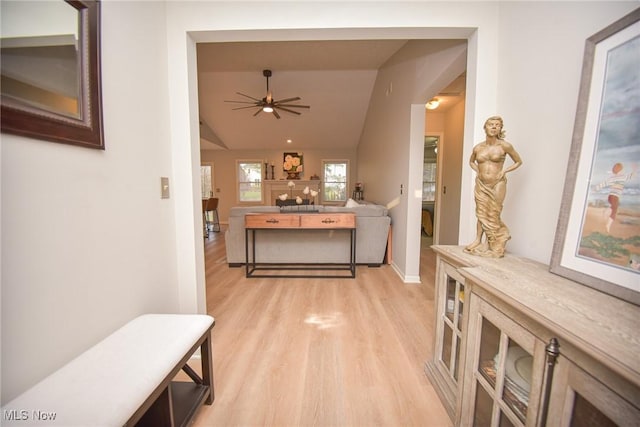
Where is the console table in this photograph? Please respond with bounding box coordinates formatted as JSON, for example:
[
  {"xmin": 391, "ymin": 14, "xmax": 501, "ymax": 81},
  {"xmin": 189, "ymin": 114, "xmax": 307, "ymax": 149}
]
[{"xmin": 245, "ymin": 212, "xmax": 356, "ymax": 278}]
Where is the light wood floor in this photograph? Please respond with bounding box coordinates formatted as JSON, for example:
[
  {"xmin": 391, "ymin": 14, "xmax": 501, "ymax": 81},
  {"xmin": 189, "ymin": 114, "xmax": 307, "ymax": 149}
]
[{"xmin": 192, "ymin": 226, "xmax": 452, "ymax": 426}]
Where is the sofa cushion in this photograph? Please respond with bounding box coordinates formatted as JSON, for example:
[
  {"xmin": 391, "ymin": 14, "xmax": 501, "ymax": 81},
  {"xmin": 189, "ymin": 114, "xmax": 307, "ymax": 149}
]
[
  {"xmin": 229, "ymin": 206, "xmax": 280, "ymax": 217},
  {"xmin": 345, "ymin": 198, "xmax": 360, "ymax": 208},
  {"xmin": 323, "ymin": 204, "xmax": 388, "ymax": 217}
]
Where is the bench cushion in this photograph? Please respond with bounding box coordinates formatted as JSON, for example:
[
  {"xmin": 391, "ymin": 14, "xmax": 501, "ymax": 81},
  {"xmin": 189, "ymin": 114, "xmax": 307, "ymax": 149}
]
[{"xmin": 2, "ymin": 314, "xmax": 214, "ymax": 427}]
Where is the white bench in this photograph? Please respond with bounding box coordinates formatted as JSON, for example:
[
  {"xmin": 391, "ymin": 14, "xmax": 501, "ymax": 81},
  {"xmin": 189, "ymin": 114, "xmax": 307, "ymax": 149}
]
[{"xmin": 2, "ymin": 314, "xmax": 215, "ymax": 426}]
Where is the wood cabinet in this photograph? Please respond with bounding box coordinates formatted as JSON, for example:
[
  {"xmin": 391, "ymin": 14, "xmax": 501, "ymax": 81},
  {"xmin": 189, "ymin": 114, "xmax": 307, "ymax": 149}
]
[{"xmin": 429, "ymin": 246, "xmax": 640, "ymax": 427}]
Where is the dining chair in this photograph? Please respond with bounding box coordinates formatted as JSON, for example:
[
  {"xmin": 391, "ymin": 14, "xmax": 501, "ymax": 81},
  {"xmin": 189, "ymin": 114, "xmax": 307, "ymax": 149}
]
[{"xmin": 204, "ymin": 198, "xmax": 220, "ymax": 234}]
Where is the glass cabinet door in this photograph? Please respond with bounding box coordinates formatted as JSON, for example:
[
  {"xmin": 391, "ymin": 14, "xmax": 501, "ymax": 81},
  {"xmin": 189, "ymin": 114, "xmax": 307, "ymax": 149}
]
[
  {"xmin": 438, "ymin": 262, "xmax": 466, "ymax": 385},
  {"xmin": 462, "ymin": 295, "xmax": 546, "ymax": 427},
  {"xmin": 425, "ymin": 257, "xmax": 468, "ymax": 420},
  {"xmin": 546, "ymin": 355, "xmax": 640, "ymax": 427}
]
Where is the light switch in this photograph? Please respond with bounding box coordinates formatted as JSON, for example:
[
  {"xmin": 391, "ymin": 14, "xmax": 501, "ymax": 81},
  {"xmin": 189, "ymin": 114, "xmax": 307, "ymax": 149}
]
[{"xmin": 161, "ymin": 177, "xmax": 170, "ymax": 199}]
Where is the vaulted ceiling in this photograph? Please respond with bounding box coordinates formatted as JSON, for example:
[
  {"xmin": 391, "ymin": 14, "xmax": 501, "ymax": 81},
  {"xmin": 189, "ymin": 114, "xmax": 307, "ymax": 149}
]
[{"xmin": 197, "ymin": 40, "xmax": 465, "ymax": 151}]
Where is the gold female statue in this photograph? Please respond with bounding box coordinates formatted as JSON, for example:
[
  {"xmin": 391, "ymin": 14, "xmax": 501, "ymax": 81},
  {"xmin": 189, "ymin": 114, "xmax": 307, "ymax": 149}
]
[{"xmin": 465, "ymin": 116, "xmax": 523, "ymax": 258}]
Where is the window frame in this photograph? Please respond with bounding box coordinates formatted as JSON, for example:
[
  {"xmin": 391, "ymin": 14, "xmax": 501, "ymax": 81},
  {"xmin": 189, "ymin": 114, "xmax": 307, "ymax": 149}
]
[
  {"xmin": 201, "ymin": 162, "xmax": 213, "ymax": 199},
  {"xmin": 236, "ymin": 159, "xmax": 264, "ymax": 204},
  {"xmin": 423, "ymin": 135, "xmax": 439, "ymax": 202},
  {"xmin": 321, "ymin": 159, "xmax": 349, "ymax": 204}
]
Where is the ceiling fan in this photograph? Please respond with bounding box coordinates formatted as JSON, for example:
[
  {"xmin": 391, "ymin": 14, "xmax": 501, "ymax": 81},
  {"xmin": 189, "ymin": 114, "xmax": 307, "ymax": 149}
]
[{"xmin": 225, "ymin": 69, "xmax": 310, "ymax": 119}]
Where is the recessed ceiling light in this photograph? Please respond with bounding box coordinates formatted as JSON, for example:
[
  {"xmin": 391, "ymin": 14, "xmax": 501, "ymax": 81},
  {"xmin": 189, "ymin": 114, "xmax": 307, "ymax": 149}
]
[
  {"xmin": 286, "ymin": 139, "xmax": 292, "ymax": 144},
  {"xmin": 425, "ymin": 98, "xmax": 440, "ymax": 110}
]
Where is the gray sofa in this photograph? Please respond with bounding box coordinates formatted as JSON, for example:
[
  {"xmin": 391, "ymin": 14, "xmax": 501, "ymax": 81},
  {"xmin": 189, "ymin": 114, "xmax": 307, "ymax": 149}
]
[{"xmin": 224, "ymin": 204, "xmax": 391, "ymax": 266}]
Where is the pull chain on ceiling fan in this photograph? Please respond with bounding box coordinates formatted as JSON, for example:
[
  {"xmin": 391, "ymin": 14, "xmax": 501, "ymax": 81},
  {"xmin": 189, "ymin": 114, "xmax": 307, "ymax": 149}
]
[{"xmin": 225, "ymin": 69, "xmax": 310, "ymax": 119}]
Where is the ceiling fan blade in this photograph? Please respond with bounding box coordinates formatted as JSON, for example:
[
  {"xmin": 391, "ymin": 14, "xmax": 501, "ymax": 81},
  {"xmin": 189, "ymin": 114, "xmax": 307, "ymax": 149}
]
[
  {"xmin": 232, "ymin": 105, "xmax": 262, "ymax": 110},
  {"xmin": 275, "ymin": 103, "xmax": 310, "ymax": 109},
  {"xmin": 224, "ymin": 100, "xmax": 259, "ymax": 104},
  {"xmin": 274, "ymin": 97, "xmax": 300, "ymax": 104},
  {"xmin": 236, "ymin": 92, "xmax": 262, "ymax": 102},
  {"xmin": 274, "ymin": 106, "xmax": 301, "ymax": 115},
  {"xmin": 228, "ymin": 70, "xmax": 310, "ymax": 119}
]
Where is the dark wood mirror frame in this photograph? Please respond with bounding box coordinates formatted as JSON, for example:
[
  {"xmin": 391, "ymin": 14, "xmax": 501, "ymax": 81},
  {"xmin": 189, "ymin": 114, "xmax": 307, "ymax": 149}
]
[{"xmin": 0, "ymin": 0, "xmax": 104, "ymax": 149}]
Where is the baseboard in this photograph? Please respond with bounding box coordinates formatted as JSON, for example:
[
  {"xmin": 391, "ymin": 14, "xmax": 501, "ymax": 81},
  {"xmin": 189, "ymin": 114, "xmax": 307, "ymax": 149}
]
[{"xmin": 390, "ymin": 261, "xmax": 421, "ymax": 283}]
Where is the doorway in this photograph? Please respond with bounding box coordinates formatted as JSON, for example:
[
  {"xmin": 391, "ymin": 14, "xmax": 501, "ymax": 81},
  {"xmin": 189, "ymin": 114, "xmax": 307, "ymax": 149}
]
[
  {"xmin": 191, "ymin": 33, "xmax": 470, "ymax": 311},
  {"xmin": 420, "ymin": 88, "xmax": 465, "ymax": 280}
]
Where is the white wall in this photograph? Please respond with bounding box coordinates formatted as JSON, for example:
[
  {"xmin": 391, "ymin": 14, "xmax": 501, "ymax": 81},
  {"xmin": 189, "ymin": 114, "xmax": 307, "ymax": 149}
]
[
  {"xmin": 489, "ymin": 2, "xmax": 638, "ymax": 262},
  {"xmin": 2, "ymin": 0, "xmax": 637, "ymax": 404},
  {"xmin": 1, "ymin": 1, "xmax": 179, "ymax": 403},
  {"xmin": 357, "ymin": 39, "xmax": 468, "ymax": 281}
]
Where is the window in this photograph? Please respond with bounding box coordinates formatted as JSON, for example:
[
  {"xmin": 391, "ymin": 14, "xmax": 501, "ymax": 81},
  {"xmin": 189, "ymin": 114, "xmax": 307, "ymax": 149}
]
[
  {"xmin": 423, "ymin": 136, "xmax": 438, "ymax": 202},
  {"xmin": 237, "ymin": 161, "xmax": 263, "ymax": 202},
  {"xmin": 322, "ymin": 160, "xmax": 348, "ymax": 203},
  {"xmin": 200, "ymin": 163, "xmax": 213, "ymax": 199},
  {"xmin": 423, "ymin": 162, "xmax": 436, "ymax": 201}
]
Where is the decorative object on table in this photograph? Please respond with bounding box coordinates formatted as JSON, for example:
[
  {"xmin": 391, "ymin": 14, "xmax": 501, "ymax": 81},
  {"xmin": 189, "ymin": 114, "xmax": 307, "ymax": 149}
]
[
  {"xmin": 464, "ymin": 116, "xmax": 523, "ymax": 258},
  {"xmin": 287, "ymin": 180, "xmax": 296, "ymax": 199},
  {"xmin": 275, "ymin": 181, "xmax": 318, "ymax": 211},
  {"xmin": 283, "ymin": 152, "xmax": 303, "ymax": 179},
  {"xmin": 270, "ymin": 163, "xmax": 275, "ymax": 180},
  {"xmin": 303, "ymin": 185, "xmax": 310, "ymax": 202},
  {"xmin": 310, "ymin": 173, "xmax": 320, "ymax": 180},
  {"xmin": 302, "ymin": 186, "xmax": 319, "ymax": 206},
  {"xmin": 550, "ymin": 8, "xmax": 640, "ymax": 306},
  {"xmin": 353, "ymin": 182, "xmax": 364, "ymax": 201},
  {"xmin": 278, "ymin": 199, "xmax": 316, "ymax": 211}
]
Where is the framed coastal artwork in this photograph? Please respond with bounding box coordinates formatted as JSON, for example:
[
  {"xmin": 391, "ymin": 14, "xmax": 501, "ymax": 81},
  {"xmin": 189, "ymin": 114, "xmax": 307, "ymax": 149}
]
[{"xmin": 550, "ymin": 8, "xmax": 640, "ymax": 306}]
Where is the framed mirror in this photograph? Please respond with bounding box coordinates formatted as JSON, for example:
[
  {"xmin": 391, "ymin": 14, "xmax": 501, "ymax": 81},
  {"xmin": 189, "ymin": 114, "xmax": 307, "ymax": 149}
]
[{"xmin": 0, "ymin": 0, "xmax": 104, "ymax": 149}]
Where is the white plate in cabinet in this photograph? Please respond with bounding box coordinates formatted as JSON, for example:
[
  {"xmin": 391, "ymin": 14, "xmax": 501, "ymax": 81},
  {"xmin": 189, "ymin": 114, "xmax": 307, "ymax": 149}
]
[{"xmin": 459, "ymin": 294, "xmax": 547, "ymax": 427}]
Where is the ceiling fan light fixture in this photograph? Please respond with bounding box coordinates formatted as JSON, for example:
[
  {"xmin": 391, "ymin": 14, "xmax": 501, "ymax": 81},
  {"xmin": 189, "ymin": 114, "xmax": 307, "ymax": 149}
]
[
  {"xmin": 225, "ymin": 69, "xmax": 310, "ymax": 119},
  {"xmin": 425, "ymin": 98, "xmax": 440, "ymax": 110}
]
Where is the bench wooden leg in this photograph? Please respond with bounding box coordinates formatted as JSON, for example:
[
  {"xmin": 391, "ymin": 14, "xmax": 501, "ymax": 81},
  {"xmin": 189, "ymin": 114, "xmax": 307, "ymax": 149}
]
[
  {"xmin": 135, "ymin": 387, "xmax": 174, "ymax": 427},
  {"xmin": 201, "ymin": 333, "xmax": 215, "ymax": 405}
]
